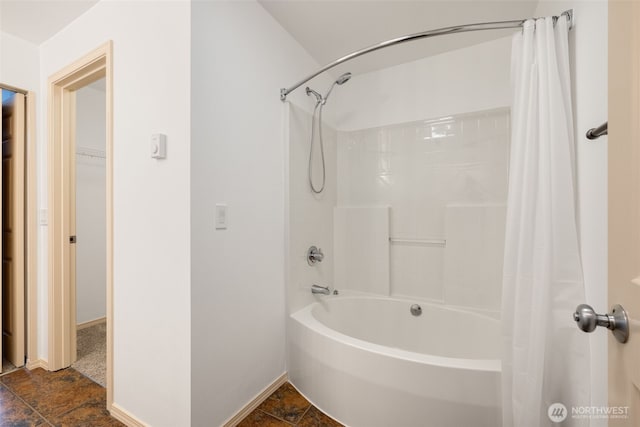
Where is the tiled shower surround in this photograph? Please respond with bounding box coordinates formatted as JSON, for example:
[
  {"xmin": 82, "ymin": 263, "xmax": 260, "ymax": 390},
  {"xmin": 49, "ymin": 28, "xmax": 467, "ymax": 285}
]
[{"xmin": 336, "ymin": 108, "xmax": 510, "ymax": 312}]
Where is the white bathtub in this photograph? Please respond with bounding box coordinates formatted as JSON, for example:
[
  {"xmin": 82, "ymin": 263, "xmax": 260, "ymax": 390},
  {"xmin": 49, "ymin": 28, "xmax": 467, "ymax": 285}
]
[{"xmin": 288, "ymin": 294, "xmax": 501, "ymax": 427}]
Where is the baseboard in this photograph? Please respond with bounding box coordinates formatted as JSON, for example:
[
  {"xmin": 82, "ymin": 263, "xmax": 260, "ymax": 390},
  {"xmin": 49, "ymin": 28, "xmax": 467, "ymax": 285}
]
[
  {"xmin": 25, "ymin": 359, "xmax": 49, "ymax": 370},
  {"xmin": 223, "ymin": 372, "xmax": 288, "ymax": 427},
  {"xmin": 110, "ymin": 403, "xmax": 148, "ymax": 427},
  {"xmin": 77, "ymin": 316, "xmax": 106, "ymax": 330}
]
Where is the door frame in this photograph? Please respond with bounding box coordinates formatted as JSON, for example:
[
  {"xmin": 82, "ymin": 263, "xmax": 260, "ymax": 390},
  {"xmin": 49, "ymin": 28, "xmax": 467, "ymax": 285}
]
[
  {"xmin": 47, "ymin": 41, "xmax": 113, "ymax": 408},
  {"xmin": 608, "ymin": 0, "xmax": 640, "ymax": 419},
  {"xmin": 0, "ymin": 85, "xmax": 37, "ymax": 369}
]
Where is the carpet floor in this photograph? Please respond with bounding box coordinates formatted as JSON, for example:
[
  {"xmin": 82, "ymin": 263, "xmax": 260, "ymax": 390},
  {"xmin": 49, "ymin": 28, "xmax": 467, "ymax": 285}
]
[
  {"xmin": 1, "ymin": 358, "xmax": 17, "ymax": 376},
  {"xmin": 72, "ymin": 321, "xmax": 106, "ymax": 386}
]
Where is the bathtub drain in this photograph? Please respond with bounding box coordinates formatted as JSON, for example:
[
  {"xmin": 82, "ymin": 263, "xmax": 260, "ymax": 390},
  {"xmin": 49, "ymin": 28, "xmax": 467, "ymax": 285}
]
[{"xmin": 410, "ymin": 304, "xmax": 422, "ymax": 316}]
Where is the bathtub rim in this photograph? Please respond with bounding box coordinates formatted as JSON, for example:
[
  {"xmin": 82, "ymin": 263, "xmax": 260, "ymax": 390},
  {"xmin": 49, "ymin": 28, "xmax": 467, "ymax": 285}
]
[{"xmin": 291, "ymin": 292, "xmax": 502, "ymax": 373}]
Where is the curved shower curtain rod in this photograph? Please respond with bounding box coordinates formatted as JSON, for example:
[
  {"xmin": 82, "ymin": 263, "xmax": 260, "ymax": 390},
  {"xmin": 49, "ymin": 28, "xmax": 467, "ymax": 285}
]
[{"xmin": 280, "ymin": 9, "xmax": 573, "ymax": 101}]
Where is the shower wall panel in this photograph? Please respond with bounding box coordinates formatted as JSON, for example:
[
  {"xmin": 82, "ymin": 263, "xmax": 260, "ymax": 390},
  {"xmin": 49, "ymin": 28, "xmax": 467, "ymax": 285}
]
[
  {"xmin": 337, "ymin": 108, "xmax": 509, "ymax": 312},
  {"xmin": 288, "ymin": 104, "xmax": 338, "ymax": 313}
]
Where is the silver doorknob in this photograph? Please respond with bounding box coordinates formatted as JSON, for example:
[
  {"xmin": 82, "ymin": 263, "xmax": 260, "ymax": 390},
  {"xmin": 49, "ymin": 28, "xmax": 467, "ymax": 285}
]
[{"xmin": 573, "ymin": 304, "xmax": 629, "ymax": 343}]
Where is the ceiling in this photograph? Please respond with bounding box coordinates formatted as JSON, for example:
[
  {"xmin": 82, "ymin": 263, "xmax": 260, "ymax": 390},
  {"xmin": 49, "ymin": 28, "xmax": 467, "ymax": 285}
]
[
  {"xmin": 0, "ymin": 0, "xmax": 99, "ymax": 45},
  {"xmin": 259, "ymin": 0, "xmax": 538, "ymax": 76},
  {"xmin": 1, "ymin": 0, "xmax": 538, "ymax": 73}
]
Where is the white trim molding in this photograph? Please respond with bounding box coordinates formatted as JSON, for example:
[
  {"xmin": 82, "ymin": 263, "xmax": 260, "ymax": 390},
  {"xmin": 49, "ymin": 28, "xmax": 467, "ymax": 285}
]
[
  {"xmin": 110, "ymin": 403, "xmax": 148, "ymax": 427},
  {"xmin": 223, "ymin": 373, "xmax": 288, "ymax": 427},
  {"xmin": 77, "ymin": 317, "xmax": 106, "ymax": 330},
  {"xmin": 25, "ymin": 359, "xmax": 49, "ymax": 370}
]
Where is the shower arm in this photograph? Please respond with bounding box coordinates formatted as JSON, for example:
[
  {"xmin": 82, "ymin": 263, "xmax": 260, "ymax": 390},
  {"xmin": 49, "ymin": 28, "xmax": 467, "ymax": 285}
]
[{"xmin": 279, "ymin": 10, "xmax": 573, "ymax": 101}]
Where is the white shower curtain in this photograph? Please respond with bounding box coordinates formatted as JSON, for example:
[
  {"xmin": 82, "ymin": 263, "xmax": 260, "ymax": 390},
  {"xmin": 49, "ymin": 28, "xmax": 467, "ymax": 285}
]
[{"xmin": 502, "ymin": 15, "xmax": 590, "ymax": 427}]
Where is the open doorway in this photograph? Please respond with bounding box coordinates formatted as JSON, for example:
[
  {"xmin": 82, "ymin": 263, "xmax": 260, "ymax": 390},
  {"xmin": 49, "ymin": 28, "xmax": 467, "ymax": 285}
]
[
  {"xmin": 70, "ymin": 78, "xmax": 106, "ymax": 386},
  {"xmin": 0, "ymin": 87, "xmax": 30, "ymax": 375},
  {"xmin": 47, "ymin": 41, "xmax": 113, "ymax": 409},
  {"xmin": 0, "ymin": 85, "xmax": 36, "ymax": 376}
]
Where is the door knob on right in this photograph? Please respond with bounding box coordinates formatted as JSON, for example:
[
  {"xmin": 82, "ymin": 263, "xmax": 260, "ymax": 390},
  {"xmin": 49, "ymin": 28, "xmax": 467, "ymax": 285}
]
[{"xmin": 573, "ymin": 303, "xmax": 629, "ymax": 343}]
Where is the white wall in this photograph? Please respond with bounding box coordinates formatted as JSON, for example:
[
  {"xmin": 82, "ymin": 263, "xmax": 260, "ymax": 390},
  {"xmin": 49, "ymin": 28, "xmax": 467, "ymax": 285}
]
[
  {"xmin": 75, "ymin": 84, "xmax": 106, "ymax": 325},
  {"xmin": 534, "ymin": 0, "xmax": 608, "ymax": 421},
  {"xmin": 0, "ymin": 31, "xmax": 39, "ymax": 92},
  {"xmin": 287, "ymin": 103, "xmax": 336, "ymax": 313},
  {"xmin": 333, "ymin": 36, "xmax": 512, "ymax": 131},
  {"xmin": 39, "ymin": 1, "xmax": 191, "ymax": 425},
  {"xmin": 190, "ymin": 1, "xmax": 333, "ymax": 425}
]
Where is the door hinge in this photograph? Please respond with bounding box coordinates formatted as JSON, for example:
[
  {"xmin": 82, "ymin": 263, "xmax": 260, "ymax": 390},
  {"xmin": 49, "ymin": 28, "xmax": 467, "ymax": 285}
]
[{"xmin": 70, "ymin": 235, "xmax": 77, "ymax": 244}]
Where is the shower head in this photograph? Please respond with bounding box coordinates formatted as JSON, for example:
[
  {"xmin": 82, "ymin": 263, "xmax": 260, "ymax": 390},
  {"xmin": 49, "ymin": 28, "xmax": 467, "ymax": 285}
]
[
  {"xmin": 335, "ymin": 72, "xmax": 352, "ymax": 85},
  {"xmin": 306, "ymin": 87, "xmax": 323, "ymax": 105},
  {"xmin": 323, "ymin": 72, "xmax": 352, "ymax": 104}
]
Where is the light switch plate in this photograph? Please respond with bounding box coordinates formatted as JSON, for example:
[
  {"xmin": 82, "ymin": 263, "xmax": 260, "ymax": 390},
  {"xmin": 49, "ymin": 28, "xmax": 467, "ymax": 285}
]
[
  {"xmin": 151, "ymin": 134, "xmax": 166, "ymax": 159},
  {"xmin": 39, "ymin": 209, "xmax": 48, "ymax": 226},
  {"xmin": 215, "ymin": 204, "xmax": 227, "ymax": 229}
]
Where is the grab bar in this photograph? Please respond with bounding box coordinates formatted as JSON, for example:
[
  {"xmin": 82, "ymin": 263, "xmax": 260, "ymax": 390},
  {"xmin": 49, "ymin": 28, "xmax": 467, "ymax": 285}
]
[
  {"xmin": 586, "ymin": 122, "xmax": 607, "ymax": 140},
  {"xmin": 389, "ymin": 237, "xmax": 446, "ymax": 247}
]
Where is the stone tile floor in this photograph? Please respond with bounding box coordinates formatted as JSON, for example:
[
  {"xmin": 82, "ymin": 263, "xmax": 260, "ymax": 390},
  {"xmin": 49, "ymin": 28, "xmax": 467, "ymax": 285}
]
[
  {"xmin": 0, "ymin": 367, "xmax": 123, "ymax": 426},
  {"xmin": 0, "ymin": 369, "xmax": 340, "ymax": 427},
  {"xmin": 238, "ymin": 382, "xmax": 343, "ymax": 427}
]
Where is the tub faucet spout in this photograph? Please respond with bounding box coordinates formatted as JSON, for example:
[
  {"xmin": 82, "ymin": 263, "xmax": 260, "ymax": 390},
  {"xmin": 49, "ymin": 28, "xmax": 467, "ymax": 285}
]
[{"xmin": 311, "ymin": 284, "xmax": 331, "ymax": 295}]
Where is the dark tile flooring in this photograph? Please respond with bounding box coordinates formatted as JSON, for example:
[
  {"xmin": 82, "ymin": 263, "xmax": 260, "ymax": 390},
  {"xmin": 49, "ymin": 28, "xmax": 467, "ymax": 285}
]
[
  {"xmin": 0, "ymin": 367, "xmax": 124, "ymax": 426},
  {"xmin": 0, "ymin": 370, "xmax": 340, "ymax": 427},
  {"xmin": 238, "ymin": 382, "xmax": 343, "ymax": 427}
]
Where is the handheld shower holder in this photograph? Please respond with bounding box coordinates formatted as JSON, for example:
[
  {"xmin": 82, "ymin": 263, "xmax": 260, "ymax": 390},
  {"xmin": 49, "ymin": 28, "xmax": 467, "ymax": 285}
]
[{"xmin": 305, "ymin": 72, "xmax": 352, "ymax": 194}]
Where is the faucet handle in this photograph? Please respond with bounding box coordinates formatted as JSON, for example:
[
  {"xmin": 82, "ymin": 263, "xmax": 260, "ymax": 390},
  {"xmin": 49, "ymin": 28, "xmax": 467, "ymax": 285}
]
[{"xmin": 307, "ymin": 246, "xmax": 324, "ymax": 265}]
